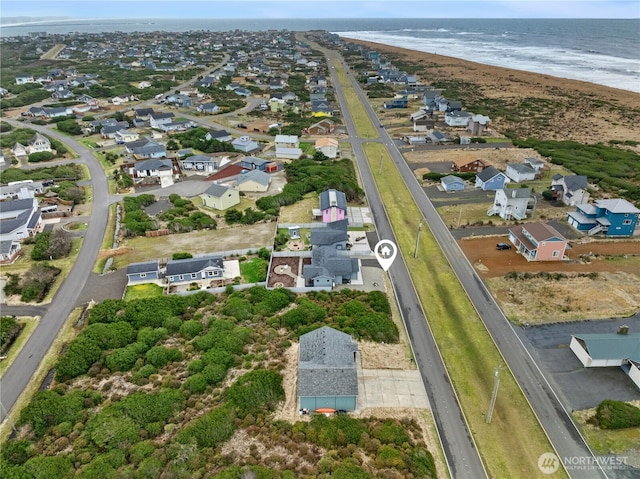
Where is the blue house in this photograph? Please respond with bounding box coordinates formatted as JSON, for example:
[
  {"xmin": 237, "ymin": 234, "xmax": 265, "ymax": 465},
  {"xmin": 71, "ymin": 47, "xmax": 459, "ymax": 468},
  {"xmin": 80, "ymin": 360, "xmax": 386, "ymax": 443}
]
[
  {"xmin": 440, "ymin": 175, "xmax": 465, "ymax": 192},
  {"xmin": 126, "ymin": 261, "xmax": 160, "ymax": 284},
  {"xmin": 475, "ymin": 165, "xmax": 509, "ymax": 191},
  {"xmin": 240, "ymin": 156, "xmax": 270, "ymax": 171},
  {"xmin": 165, "ymin": 256, "xmax": 224, "ymax": 284},
  {"xmin": 567, "ymin": 198, "xmax": 640, "ymax": 237},
  {"xmin": 383, "ymin": 96, "xmax": 408, "ymax": 109}
]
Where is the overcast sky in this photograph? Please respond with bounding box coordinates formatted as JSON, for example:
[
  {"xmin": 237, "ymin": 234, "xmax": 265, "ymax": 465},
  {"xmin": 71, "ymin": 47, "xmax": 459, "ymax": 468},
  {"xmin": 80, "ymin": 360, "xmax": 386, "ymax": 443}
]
[{"xmin": 2, "ymin": 1, "xmax": 639, "ymax": 20}]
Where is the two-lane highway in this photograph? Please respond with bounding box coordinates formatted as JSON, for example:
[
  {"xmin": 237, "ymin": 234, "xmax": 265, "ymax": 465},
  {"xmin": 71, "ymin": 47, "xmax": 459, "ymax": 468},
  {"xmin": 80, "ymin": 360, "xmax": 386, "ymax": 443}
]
[
  {"xmin": 333, "ymin": 51, "xmax": 606, "ymax": 478},
  {"xmin": 322, "ymin": 47, "xmax": 488, "ymax": 479}
]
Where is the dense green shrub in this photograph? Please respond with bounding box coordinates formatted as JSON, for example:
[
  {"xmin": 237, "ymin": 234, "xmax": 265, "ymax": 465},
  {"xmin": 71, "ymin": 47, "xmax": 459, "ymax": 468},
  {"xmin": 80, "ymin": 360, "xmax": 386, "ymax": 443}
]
[
  {"xmin": 179, "ymin": 320, "xmax": 203, "ymax": 339},
  {"xmin": 55, "ymin": 336, "xmax": 102, "ymax": 381},
  {"xmin": 28, "ymin": 151, "xmax": 55, "ymax": 163},
  {"xmin": 183, "ymin": 373, "xmax": 208, "ymax": 394},
  {"xmin": 225, "ymin": 369, "xmax": 285, "ymax": 417},
  {"xmin": 594, "ymin": 400, "xmax": 640, "ymax": 429},
  {"xmin": 178, "ymin": 405, "xmax": 236, "ymax": 448},
  {"xmin": 83, "ymin": 321, "xmax": 136, "ymax": 350}
]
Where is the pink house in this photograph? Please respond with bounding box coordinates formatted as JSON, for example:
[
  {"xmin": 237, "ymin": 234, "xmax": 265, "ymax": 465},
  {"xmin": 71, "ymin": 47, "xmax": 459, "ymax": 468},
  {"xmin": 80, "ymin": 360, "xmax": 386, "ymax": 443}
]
[
  {"xmin": 508, "ymin": 222, "xmax": 568, "ymax": 261},
  {"xmin": 319, "ymin": 189, "xmax": 347, "ymax": 223}
]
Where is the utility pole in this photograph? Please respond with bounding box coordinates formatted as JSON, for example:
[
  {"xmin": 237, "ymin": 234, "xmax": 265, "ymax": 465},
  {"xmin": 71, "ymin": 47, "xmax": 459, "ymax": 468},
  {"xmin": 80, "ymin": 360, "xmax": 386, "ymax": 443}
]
[
  {"xmin": 457, "ymin": 206, "xmax": 463, "ymax": 228},
  {"xmin": 414, "ymin": 221, "xmax": 423, "ymax": 258},
  {"xmin": 486, "ymin": 369, "xmax": 500, "ymax": 424},
  {"xmin": 379, "ymin": 153, "xmax": 383, "ymax": 174}
]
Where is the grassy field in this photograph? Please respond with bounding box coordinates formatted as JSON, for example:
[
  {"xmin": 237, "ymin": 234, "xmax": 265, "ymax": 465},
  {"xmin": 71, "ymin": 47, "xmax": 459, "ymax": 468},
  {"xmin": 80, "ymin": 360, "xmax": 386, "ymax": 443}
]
[
  {"xmin": 363, "ymin": 141, "xmax": 566, "ymax": 478},
  {"xmin": 123, "ymin": 283, "xmax": 163, "ymax": 301},
  {"xmin": 330, "ymin": 56, "xmax": 379, "ymax": 139},
  {"xmin": 108, "ymin": 223, "xmax": 276, "ymax": 270},
  {"xmin": 278, "ymin": 194, "xmax": 317, "ymax": 223}
]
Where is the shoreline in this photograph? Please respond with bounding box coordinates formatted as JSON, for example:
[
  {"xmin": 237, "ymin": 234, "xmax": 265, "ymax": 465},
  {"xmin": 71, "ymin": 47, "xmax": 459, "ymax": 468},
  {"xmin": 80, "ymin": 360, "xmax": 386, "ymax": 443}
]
[{"xmin": 343, "ymin": 37, "xmax": 640, "ymax": 145}]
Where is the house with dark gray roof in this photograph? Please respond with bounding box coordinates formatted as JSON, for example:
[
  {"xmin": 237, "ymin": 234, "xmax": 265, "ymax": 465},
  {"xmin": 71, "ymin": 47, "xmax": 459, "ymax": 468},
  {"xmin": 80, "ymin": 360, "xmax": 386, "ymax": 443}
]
[
  {"xmin": 126, "ymin": 138, "xmax": 166, "ymax": 159},
  {"xmin": 205, "ymin": 129, "xmax": 232, "ymax": 142},
  {"xmin": 200, "ymin": 183, "xmax": 239, "ymax": 211},
  {"xmin": 318, "ymin": 189, "xmax": 347, "ymax": 223},
  {"xmin": 0, "ymin": 198, "xmax": 42, "ymax": 242},
  {"xmin": 475, "ymin": 165, "xmax": 510, "ymax": 191},
  {"xmin": 303, "ymin": 245, "xmax": 359, "ymax": 287},
  {"xmin": 165, "ymin": 256, "xmax": 224, "ymax": 284},
  {"xmin": 310, "ymin": 219, "xmax": 349, "ymax": 250},
  {"xmin": 297, "ymin": 326, "xmax": 358, "ymax": 411},
  {"xmin": 126, "ymin": 261, "xmax": 160, "ymax": 284},
  {"xmin": 551, "ymin": 174, "xmax": 590, "ymax": 206}
]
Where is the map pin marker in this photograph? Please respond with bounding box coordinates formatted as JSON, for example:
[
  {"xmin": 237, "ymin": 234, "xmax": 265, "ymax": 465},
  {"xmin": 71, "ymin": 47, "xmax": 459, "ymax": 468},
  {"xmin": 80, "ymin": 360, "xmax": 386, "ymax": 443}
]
[{"xmin": 374, "ymin": 240, "xmax": 398, "ymax": 272}]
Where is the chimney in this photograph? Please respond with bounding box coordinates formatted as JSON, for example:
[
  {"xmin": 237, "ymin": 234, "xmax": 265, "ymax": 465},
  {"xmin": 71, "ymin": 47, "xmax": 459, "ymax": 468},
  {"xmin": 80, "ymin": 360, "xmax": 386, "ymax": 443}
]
[{"xmin": 617, "ymin": 325, "xmax": 629, "ymax": 335}]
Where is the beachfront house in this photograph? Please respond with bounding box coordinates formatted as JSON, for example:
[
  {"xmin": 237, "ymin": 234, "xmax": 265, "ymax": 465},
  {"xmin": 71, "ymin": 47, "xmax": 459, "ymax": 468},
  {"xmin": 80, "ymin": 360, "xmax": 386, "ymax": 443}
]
[
  {"xmin": 567, "ymin": 198, "xmax": 640, "ymax": 237},
  {"xmin": 508, "ymin": 222, "xmax": 569, "ymax": 261}
]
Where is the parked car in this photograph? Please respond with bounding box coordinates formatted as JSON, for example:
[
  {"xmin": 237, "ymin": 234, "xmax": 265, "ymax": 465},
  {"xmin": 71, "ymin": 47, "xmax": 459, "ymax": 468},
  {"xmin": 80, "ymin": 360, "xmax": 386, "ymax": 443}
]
[{"xmin": 496, "ymin": 243, "xmax": 512, "ymax": 250}]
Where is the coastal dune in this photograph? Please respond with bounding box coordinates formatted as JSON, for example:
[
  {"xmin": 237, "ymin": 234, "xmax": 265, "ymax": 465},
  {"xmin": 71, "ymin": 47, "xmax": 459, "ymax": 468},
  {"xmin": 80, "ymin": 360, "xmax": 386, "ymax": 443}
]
[{"xmin": 343, "ymin": 38, "xmax": 640, "ymax": 146}]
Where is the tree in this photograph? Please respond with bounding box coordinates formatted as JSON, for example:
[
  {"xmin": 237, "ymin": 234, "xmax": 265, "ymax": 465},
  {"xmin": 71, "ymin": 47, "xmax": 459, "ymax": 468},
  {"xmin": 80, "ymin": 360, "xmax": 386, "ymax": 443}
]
[
  {"xmin": 55, "ymin": 335, "xmax": 102, "ymax": 381},
  {"xmin": 313, "ymin": 150, "xmax": 328, "ymax": 161}
]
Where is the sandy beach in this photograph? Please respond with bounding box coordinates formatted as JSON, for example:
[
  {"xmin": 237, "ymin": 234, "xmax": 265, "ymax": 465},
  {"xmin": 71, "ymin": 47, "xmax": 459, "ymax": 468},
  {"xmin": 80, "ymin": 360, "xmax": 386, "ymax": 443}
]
[{"xmin": 344, "ymin": 38, "xmax": 640, "ymax": 147}]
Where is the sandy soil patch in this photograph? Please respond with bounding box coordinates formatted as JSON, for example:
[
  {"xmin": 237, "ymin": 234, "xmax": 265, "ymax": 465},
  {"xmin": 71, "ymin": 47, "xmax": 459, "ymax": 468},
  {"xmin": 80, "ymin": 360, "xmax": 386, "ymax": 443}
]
[
  {"xmin": 404, "ymin": 147, "xmax": 549, "ymax": 171},
  {"xmin": 458, "ymin": 236, "xmax": 640, "ymax": 323}
]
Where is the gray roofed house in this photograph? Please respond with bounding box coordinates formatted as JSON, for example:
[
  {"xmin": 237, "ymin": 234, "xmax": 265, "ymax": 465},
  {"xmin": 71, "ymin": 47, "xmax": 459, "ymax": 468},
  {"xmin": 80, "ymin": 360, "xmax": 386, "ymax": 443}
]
[
  {"xmin": 180, "ymin": 154, "xmax": 218, "ymax": 173},
  {"xmin": 206, "ymin": 129, "xmax": 232, "ymax": 142},
  {"xmin": 201, "ymin": 183, "xmax": 240, "ymax": 211},
  {"xmin": 551, "ymin": 174, "xmax": 590, "ymax": 206},
  {"xmin": 303, "ymin": 245, "xmax": 359, "ymax": 287},
  {"xmin": 505, "ymin": 163, "xmax": 537, "ymax": 183},
  {"xmin": 310, "ymin": 219, "xmax": 349, "ymax": 249},
  {"xmin": 0, "ymin": 198, "xmax": 42, "ymax": 241},
  {"xmin": 126, "ymin": 260, "xmax": 160, "ymax": 284},
  {"xmin": 237, "ymin": 169, "xmax": 271, "ymax": 192},
  {"xmin": 165, "ymin": 256, "xmax": 224, "ymax": 284},
  {"xmin": 0, "ymin": 239, "xmax": 22, "ymax": 264},
  {"xmin": 297, "ymin": 326, "xmax": 358, "ymax": 411},
  {"xmin": 126, "ymin": 138, "xmax": 166, "ymax": 159}
]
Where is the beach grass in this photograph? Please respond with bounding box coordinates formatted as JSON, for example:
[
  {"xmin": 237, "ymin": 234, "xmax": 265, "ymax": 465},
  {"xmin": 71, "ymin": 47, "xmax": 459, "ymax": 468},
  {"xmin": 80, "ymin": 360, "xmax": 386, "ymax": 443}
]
[{"xmin": 363, "ymin": 141, "xmax": 566, "ymax": 478}]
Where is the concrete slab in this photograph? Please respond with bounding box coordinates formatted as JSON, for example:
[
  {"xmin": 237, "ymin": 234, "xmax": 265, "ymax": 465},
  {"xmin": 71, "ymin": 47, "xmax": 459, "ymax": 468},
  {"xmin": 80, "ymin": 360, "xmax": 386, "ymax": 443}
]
[{"xmin": 356, "ymin": 369, "xmax": 430, "ymax": 410}]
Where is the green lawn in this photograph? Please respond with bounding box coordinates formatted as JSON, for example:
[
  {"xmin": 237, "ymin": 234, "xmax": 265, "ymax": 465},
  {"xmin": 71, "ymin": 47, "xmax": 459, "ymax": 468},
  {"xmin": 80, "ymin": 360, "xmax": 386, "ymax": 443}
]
[
  {"xmin": 363, "ymin": 141, "xmax": 566, "ymax": 478},
  {"xmin": 123, "ymin": 283, "xmax": 164, "ymax": 301},
  {"xmin": 239, "ymin": 258, "xmax": 268, "ymax": 283}
]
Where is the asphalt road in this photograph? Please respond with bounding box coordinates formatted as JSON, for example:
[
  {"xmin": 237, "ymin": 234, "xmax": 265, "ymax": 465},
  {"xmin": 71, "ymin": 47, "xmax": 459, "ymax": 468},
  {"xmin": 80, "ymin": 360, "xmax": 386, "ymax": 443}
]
[
  {"xmin": 0, "ymin": 121, "xmax": 111, "ymax": 424},
  {"xmin": 322, "ymin": 48, "xmax": 487, "ymax": 479},
  {"xmin": 337, "ymin": 65, "xmax": 608, "ymax": 479}
]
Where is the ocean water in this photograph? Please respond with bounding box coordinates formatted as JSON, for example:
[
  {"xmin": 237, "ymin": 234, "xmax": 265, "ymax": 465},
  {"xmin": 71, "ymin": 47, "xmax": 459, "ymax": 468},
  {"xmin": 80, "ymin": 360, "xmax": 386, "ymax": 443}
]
[{"xmin": 2, "ymin": 18, "xmax": 638, "ymax": 92}]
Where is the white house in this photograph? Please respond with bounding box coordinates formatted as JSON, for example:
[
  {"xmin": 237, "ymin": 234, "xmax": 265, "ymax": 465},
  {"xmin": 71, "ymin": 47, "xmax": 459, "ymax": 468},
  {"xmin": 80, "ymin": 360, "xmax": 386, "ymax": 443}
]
[
  {"xmin": 551, "ymin": 174, "xmax": 590, "ymax": 206},
  {"xmin": 506, "ymin": 163, "xmax": 537, "ymax": 183},
  {"xmin": 149, "ymin": 112, "xmax": 175, "ymax": 128},
  {"xmin": 487, "ymin": 188, "xmax": 533, "ymax": 220},
  {"xmin": 570, "ymin": 332, "xmax": 640, "ymax": 389},
  {"xmin": 231, "ymin": 136, "xmax": 259, "ymax": 153},
  {"xmin": 468, "ymin": 114, "xmax": 491, "ymax": 135},
  {"xmin": 128, "ymin": 158, "xmax": 175, "ymax": 188},
  {"xmin": 315, "ymin": 138, "xmax": 339, "ymax": 159},
  {"xmin": 275, "ymin": 134, "xmax": 302, "ymax": 159},
  {"xmin": 27, "ymin": 133, "xmax": 52, "ymax": 154},
  {"xmin": 444, "ymin": 110, "xmax": 472, "ymax": 127},
  {"xmin": 0, "ymin": 198, "xmax": 42, "ymax": 242}
]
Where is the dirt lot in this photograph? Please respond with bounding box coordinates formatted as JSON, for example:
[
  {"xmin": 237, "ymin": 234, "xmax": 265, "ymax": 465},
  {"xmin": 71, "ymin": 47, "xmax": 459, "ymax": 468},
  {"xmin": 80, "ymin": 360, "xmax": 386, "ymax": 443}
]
[
  {"xmin": 404, "ymin": 146, "xmax": 547, "ymax": 172},
  {"xmin": 458, "ymin": 236, "xmax": 640, "ymax": 323}
]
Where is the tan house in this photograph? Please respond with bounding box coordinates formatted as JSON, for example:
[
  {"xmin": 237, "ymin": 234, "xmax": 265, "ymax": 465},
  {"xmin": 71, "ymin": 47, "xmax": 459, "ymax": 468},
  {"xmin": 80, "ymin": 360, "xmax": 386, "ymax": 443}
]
[
  {"xmin": 237, "ymin": 170, "xmax": 271, "ymax": 192},
  {"xmin": 200, "ymin": 184, "xmax": 240, "ymax": 211}
]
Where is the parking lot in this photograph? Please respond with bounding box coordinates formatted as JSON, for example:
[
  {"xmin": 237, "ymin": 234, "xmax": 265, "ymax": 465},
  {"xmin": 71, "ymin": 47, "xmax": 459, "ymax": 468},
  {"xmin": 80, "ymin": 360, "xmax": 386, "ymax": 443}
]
[{"xmin": 515, "ymin": 314, "xmax": 640, "ymax": 411}]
